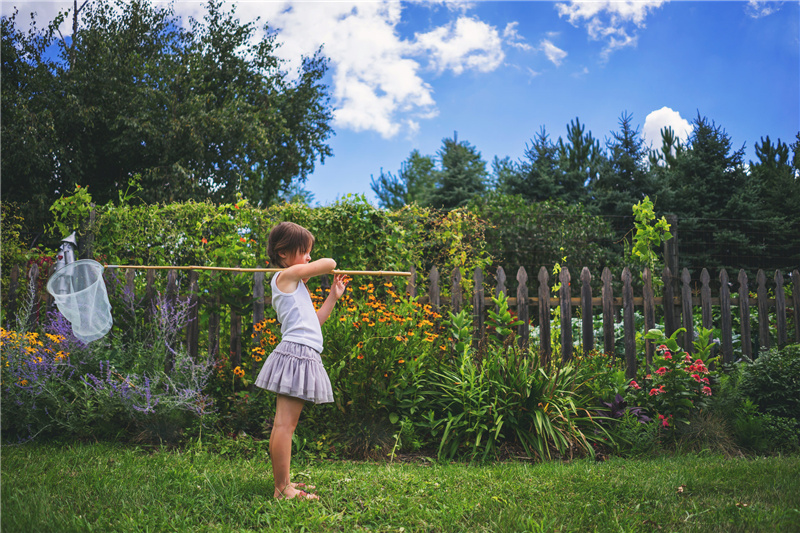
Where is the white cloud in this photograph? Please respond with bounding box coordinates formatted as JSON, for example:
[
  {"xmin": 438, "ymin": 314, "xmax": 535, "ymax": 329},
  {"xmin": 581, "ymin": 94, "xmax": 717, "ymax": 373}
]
[
  {"xmin": 504, "ymin": 21, "xmax": 534, "ymax": 51},
  {"xmin": 413, "ymin": 16, "xmax": 504, "ymax": 75},
  {"xmin": 555, "ymin": 0, "xmax": 667, "ymax": 58},
  {"xmin": 745, "ymin": 0, "xmax": 782, "ymax": 18},
  {"xmin": 540, "ymin": 39, "xmax": 567, "ymax": 66},
  {"xmin": 642, "ymin": 106, "xmax": 693, "ymax": 150},
  {"xmin": 4, "ymin": 0, "xmax": 510, "ymax": 139}
]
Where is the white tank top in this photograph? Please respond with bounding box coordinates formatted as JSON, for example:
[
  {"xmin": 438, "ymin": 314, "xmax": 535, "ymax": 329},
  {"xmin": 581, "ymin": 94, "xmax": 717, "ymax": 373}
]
[{"xmin": 270, "ymin": 273, "xmax": 324, "ymax": 353}]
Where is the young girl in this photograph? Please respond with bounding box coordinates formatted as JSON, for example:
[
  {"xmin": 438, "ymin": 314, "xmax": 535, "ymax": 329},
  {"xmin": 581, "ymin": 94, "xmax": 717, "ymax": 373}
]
[{"xmin": 255, "ymin": 221, "xmax": 348, "ymax": 501}]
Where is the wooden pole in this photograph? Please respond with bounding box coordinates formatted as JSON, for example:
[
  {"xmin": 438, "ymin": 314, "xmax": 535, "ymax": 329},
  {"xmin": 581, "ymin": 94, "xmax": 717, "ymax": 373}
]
[{"xmin": 105, "ymin": 264, "xmax": 411, "ymax": 276}]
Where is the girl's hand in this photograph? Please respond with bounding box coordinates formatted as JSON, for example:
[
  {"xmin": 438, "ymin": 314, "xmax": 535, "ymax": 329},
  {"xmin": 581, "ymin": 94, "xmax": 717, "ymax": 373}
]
[{"xmin": 330, "ymin": 274, "xmax": 350, "ymax": 300}]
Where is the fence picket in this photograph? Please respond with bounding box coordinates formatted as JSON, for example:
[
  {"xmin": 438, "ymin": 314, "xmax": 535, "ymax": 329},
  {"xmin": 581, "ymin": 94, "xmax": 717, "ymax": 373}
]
[
  {"xmin": 517, "ymin": 267, "xmax": 529, "ymax": 349},
  {"xmin": 775, "ymin": 271, "xmax": 787, "ymax": 346},
  {"xmin": 681, "ymin": 268, "xmax": 694, "ymax": 354},
  {"xmin": 701, "ymin": 269, "xmax": 712, "ymax": 330},
  {"xmin": 601, "ymin": 268, "xmax": 615, "ymax": 358},
  {"xmin": 581, "ymin": 267, "xmax": 593, "ymax": 356},
  {"xmin": 538, "ymin": 267, "xmax": 551, "ymax": 367},
  {"xmin": 622, "ymin": 268, "xmax": 636, "ymax": 379},
  {"xmin": 662, "ymin": 267, "xmax": 676, "ymax": 337},
  {"xmin": 719, "ymin": 269, "xmax": 733, "ymax": 365},
  {"xmin": 757, "ymin": 270, "xmax": 770, "ymax": 350},
  {"xmin": 187, "ymin": 271, "xmax": 200, "ymax": 361},
  {"xmin": 496, "ymin": 267, "xmax": 507, "ymax": 305},
  {"xmin": 643, "ymin": 267, "xmax": 655, "ymax": 366},
  {"xmin": 429, "ymin": 266, "xmax": 440, "ymax": 311},
  {"xmin": 738, "ymin": 270, "xmax": 752, "ymax": 359},
  {"xmin": 473, "ymin": 267, "xmax": 484, "ymax": 346},
  {"xmin": 560, "ymin": 267, "xmax": 572, "ymax": 363},
  {"xmin": 451, "ymin": 267, "xmax": 462, "ymax": 313}
]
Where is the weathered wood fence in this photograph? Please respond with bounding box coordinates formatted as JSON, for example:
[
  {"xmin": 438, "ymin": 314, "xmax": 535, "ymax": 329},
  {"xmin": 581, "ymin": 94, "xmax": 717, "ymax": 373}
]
[{"xmin": 6, "ymin": 262, "xmax": 799, "ymax": 379}]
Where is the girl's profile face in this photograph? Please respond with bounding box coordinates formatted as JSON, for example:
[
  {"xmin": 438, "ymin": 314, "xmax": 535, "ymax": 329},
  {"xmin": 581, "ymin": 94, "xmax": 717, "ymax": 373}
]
[{"xmin": 282, "ymin": 247, "xmax": 311, "ymax": 267}]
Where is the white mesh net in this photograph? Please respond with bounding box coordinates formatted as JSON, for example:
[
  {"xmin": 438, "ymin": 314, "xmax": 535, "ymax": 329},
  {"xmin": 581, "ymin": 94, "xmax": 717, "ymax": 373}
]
[{"xmin": 46, "ymin": 259, "xmax": 112, "ymax": 342}]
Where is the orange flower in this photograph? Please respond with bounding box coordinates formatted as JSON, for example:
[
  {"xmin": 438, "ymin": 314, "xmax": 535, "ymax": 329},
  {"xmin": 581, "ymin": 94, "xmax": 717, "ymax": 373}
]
[
  {"xmin": 398, "ymin": 359, "xmax": 405, "ymax": 364},
  {"xmin": 357, "ymin": 354, "xmax": 364, "ymax": 360},
  {"xmin": 240, "ymin": 237, "xmax": 247, "ymax": 243},
  {"xmin": 201, "ymin": 237, "xmax": 208, "ymax": 244}
]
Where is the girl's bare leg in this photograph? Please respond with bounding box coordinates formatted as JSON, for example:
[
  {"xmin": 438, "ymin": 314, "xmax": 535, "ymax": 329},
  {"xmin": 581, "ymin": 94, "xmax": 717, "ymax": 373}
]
[{"xmin": 271, "ymin": 394, "xmax": 316, "ymax": 499}]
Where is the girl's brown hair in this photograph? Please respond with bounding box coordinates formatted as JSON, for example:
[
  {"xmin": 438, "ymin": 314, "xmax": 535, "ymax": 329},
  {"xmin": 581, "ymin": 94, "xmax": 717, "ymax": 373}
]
[{"xmin": 267, "ymin": 222, "xmax": 315, "ymax": 267}]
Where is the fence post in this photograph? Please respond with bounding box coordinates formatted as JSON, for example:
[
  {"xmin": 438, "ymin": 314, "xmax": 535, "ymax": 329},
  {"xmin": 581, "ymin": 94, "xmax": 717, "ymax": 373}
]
[
  {"xmin": 738, "ymin": 270, "xmax": 752, "ymax": 359},
  {"xmin": 538, "ymin": 267, "xmax": 551, "ymax": 368},
  {"xmin": 601, "ymin": 268, "xmax": 615, "ymax": 358},
  {"xmin": 517, "ymin": 267, "xmax": 529, "ymax": 349},
  {"xmin": 681, "ymin": 268, "xmax": 694, "ymax": 354},
  {"xmin": 662, "ymin": 267, "xmax": 676, "ymax": 337},
  {"xmin": 7, "ymin": 264, "xmax": 20, "ymax": 324},
  {"xmin": 25, "ymin": 263, "xmax": 40, "ymax": 330},
  {"xmin": 643, "ymin": 268, "xmax": 655, "ymax": 366},
  {"xmin": 165, "ymin": 269, "xmax": 178, "ymax": 373},
  {"xmin": 664, "ymin": 214, "xmax": 679, "ymax": 294},
  {"xmin": 622, "ymin": 268, "xmax": 636, "ymax": 380},
  {"xmin": 793, "ymin": 270, "xmax": 800, "ymax": 343},
  {"xmin": 79, "ymin": 206, "xmax": 96, "ymax": 259},
  {"xmin": 429, "ymin": 266, "xmax": 440, "ymax": 312},
  {"xmin": 473, "ymin": 266, "xmax": 484, "ymax": 346},
  {"xmin": 495, "ymin": 266, "xmax": 507, "ymax": 308},
  {"xmin": 700, "ymin": 269, "xmax": 712, "ymax": 331},
  {"xmin": 251, "ymin": 271, "xmax": 265, "ymax": 372},
  {"xmin": 775, "ymin": 271, "xmax": 787, "ymax": 346},
  {"xmin": 187, "ymin": 271, "xmax": 200, "ymax": 361},
  {"xmin": 451, "ymin": 267, "xmax": 462, "ymax": 314},
  {"xmin": 560, "ymin": 267, "xmax": 572, "ymax": 363},
  {"xmin": 209, "ymin": 290, "xmax": 221, "ymax": 360},
  {"xmin": 145, "ymin": 269, "xmax": 157, "ymax": 324},
  {"xmin": 407, "ymin": 266, "xmax": 417, "ymax": 298},
  {"xmin": 580, "ymin": 267, "xmax": 593, "ymax": 356},
  {"xmin": 719, "ymin": 269, "xmax": 733, "ymax": 365},
  {"xmin": 757, "ymin": 269, "xmax": 770, "ymax": 351}
]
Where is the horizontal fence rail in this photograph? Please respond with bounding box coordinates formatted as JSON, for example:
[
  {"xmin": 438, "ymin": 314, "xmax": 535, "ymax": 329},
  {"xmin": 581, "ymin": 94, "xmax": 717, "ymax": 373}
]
[{"xmin": 6, "ymin": 262, "xmax": 799, "ymax": 381}]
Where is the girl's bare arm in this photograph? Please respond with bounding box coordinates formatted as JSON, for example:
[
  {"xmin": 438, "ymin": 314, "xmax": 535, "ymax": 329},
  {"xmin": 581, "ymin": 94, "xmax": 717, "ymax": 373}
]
[{"xmin": 275, "ymin": 258, "xmax": 336, "ymax": 293}]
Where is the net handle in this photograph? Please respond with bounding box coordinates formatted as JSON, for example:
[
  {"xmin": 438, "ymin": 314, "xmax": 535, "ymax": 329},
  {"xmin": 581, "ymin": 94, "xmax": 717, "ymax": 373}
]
[{"xmin": 105, "ymin": 265, "xmax": 411, "ymax": 277}]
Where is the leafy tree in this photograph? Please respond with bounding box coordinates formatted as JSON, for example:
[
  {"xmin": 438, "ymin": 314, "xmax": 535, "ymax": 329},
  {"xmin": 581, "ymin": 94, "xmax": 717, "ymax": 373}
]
[
  {"xmin": 370, "ymin": 150, "xmax": 436, "ymax": 209},
  {"xmin": 427, "ymin": 136, "xmax": 488, "ymax": 210},
  {"xmin": 1, "ymin": 0, "xmax": 333, "ymax": 239}
]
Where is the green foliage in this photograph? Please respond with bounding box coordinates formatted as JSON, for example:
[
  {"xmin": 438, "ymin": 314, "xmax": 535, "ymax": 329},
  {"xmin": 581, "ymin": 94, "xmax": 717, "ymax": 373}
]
[
  {"xmin": 2, "ymin": 0, "xmax": 333, "ymax": 235},
  {"xmin": 626, "ymin": 195, "xmax": 672, "ymax": 288},
  {"xmin": 467, "ymin": 193, "xmax": 617, "ymax": 278},
  {"xmin": 49, "ymin": 184, "xmax": 94, "ymax": 239},
  {"xmin": 626, "ymin": 328, "xmax": 719, "ymax": 426},
  {"xmin": 739, "ymin": 344, "xmax": 800, "ymax": 420}
]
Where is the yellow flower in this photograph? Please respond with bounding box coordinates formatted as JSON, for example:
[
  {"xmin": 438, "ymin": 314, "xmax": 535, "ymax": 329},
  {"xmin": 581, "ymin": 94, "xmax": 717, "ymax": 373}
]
[
  {"xmin": 233, "ymin": 366, "xmax": 245, "ymax": 378},
  {"xmin": 398, "ymin": 359, "xmax": 405, "ymax": 364}
]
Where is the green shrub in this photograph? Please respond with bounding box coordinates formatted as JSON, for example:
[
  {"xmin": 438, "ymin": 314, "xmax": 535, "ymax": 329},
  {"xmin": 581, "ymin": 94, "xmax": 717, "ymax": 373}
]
[{"xmin": 740, "ymin": 344, "xmax": 800, "ymax": 420}]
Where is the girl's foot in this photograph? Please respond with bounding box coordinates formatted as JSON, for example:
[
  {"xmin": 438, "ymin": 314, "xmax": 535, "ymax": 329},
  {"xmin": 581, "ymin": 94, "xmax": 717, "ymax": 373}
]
[
  {"xmin": 292, "ymin": 482, "xmax": 316, "ymax": 491},
  {"xmin": 275, "ymin": 485, "xmax": 319, "ymax": 501}
]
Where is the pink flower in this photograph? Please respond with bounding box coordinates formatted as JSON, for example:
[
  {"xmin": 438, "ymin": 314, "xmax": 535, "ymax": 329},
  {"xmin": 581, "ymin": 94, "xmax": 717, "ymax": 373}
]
[
  {"xmin": 658, "ymin": 344, "xmax": 668, "ymax": 351},
  {"xmin": 691, "ymin": 373, "xmax": 702, "ymax": 382},
  {"xmin": 658, "ymin": 414, "xmax": 671, "ymax": 428},
  {"xmin": 685, "ymin": 354, "xmax": 693, "ymax": 363},
  {"xmin": 664, "ymin": 354, "xmax": 672, "ymax": 360},
  {"xmin": 656, "ymin": 367, "xmax": 668, "ymax": 376},
  {"xmin": 630, "ymin": 380, "xmax": 641, "ymax": 390},
  {"xmin": 649, "ymin": 386, "xmax": 665, "ymax": 396},
  {"xmin": 701, "ymin": 377, "xmax": 710, "ymax": 385},
  {"xmin": 702, "ymin": 386, "xmax": 712, "ymax": 396}
]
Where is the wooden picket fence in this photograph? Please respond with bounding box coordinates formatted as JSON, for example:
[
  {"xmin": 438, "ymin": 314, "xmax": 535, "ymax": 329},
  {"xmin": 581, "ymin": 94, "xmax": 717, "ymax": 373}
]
[{"xmin": 6, "ymin": 262, "xmax": 800, "ymax": 380}]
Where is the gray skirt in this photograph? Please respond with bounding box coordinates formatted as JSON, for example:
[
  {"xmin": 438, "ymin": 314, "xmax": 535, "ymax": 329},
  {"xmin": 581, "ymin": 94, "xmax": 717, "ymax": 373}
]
[{"xmin": 254, "ymin": 340, "xmax": 334, "ymax": 404}]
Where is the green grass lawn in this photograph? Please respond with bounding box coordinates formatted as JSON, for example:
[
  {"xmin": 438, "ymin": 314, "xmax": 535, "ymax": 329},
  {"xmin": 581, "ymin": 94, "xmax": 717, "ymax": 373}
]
[{"xmin": 2, "ymin": 442, "xmax": 799, "ymax": 532}]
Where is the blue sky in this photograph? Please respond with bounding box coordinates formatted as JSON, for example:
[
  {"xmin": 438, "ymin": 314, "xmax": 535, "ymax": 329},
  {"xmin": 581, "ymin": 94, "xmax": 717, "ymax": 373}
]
[{"xmin": 4, "ymin": 1, "xmax": 799, "ymax": 205}]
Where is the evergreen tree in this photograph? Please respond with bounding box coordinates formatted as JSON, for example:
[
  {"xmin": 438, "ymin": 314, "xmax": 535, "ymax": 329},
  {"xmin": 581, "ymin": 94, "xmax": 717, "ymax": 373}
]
[
  {"xmin": 426, "ymin": 135, "xmax": 487, "ymax": 210},
  {"xmin": 652, "ymin": 114, "xmax": 758, "ymax": 272},
  {"xmin": 594, "ymin": 112, "xmax": 653, "ymax": 231},
  {"xmin": 505, "ymin": 126, "xmax": 561, "ymax": 202},
  {"xmin": 555, "ymin": 118, "xmax": 605, "ymax": 206},
  {"xmin": 370, "ymin": 150, "xmax": 436, "ymax": 209}
]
